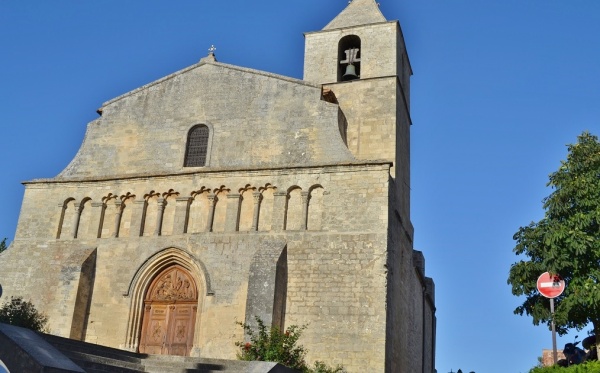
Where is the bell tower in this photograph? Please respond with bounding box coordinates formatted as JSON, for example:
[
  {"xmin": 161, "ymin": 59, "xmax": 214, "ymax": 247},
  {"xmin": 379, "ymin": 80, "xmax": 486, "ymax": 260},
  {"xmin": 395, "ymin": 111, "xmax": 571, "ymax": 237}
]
[
  {"xmin": 304, "ymin": 0, "xmax": 412, "ymax": 219},
  {"xmin": 304, "ymin": 0, "xmax": 412, "ymax": 215},
  {"xmin": 303, "ymin": 4, "xmax": 429, "ymax": 372}
]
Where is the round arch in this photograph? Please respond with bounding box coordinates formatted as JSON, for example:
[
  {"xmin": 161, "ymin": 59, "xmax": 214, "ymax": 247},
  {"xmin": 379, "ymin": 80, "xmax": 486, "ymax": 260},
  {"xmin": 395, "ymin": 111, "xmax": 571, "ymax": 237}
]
[{"xmin": 338, "ymin": 34, "xmax": 361, "ymax": 81}]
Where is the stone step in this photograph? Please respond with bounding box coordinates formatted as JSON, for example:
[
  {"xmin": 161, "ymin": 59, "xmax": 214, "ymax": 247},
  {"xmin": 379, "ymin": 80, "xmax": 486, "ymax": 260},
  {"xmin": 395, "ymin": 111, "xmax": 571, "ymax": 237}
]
[
  {"xmin": 61, "ymin": 350, "xmax": 147, "ymax": 373},
  {"xmin": 0, "ymin": 323, "xmax": 86, "ymax": 373},
  {"xmin": 142, "ymin": 355, "xmax": 253, "ymax": 373},
  {"xmin": 142, "ymin": 355, "xmax": 299, "ymax": 373},
  {"xmin": 42, "ymin": 333, "xmax": 148, "ymax": 372},
  {"xmin": 43, "ymin": 333, "xmax": 144, "ymax": 364},
  {"xmin": 40, "ymin": 332, "xmax": 297, "ymax": 373}
]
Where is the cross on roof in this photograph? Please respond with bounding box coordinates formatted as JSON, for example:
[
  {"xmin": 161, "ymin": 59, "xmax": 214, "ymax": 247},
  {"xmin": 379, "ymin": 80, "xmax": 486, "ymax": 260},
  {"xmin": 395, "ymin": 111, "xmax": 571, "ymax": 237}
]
[{"xmin": 208, "ymin": 45, "xmax": 216, "ymax": 55}]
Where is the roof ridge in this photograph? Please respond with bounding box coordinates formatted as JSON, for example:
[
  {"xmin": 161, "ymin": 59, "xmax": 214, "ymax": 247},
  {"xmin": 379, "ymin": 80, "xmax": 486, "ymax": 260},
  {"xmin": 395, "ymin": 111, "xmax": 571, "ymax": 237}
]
[
  {"xmin": 101, "ymin": 60, "xmax": 319, "ymax": 108},
  {"xmin": 323, "ymin": 0, "xmax": 387, "ymax": 30}
]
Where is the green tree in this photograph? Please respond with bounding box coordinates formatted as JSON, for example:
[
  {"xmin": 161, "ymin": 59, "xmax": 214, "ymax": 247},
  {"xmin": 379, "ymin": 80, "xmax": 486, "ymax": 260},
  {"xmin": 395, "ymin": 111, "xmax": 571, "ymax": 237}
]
[
  {"xmin": 0, "ymin": 296, "xmax": 48, "ymax": 332},
  {"xmin": 530, "ymin": 360, "xmax": 600, "ymax": 372},
  {"xmin": 0, "ymin": 238, "xmax": 6, "ymax": 254},
  {"xmin": 508, "ymin": 132, "xmax": 600, "ymax": 350}
]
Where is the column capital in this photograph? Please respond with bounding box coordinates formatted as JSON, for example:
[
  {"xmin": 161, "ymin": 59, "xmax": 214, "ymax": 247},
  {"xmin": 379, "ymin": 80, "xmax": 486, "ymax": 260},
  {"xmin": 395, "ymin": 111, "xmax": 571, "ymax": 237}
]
[{"xmin": 252, "ymin": 191, "xmax": 263, "ymax": 204}]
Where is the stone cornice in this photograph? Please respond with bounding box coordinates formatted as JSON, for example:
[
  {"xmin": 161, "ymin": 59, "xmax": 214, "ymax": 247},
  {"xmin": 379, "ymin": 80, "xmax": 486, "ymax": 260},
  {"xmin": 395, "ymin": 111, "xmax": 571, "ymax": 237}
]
[{"xmin": 23, "ymin": 160, "xmax": 392, "ymax": 186}]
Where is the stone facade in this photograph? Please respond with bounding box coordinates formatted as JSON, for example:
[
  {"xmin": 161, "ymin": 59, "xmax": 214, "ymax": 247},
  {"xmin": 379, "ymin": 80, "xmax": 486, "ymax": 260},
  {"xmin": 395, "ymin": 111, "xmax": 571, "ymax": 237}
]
[
  {"xmin": 541, "ymin": 349, "xmax": 566, "ymax": 367},
  {"xmin": 0, "ymin": 0, "xmax": 436, "ymax": 372}
]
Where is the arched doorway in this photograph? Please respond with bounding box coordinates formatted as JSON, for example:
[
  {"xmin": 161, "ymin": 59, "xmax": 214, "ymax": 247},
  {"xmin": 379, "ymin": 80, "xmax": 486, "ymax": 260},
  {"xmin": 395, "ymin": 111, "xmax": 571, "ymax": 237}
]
[{"xmin": 138, "ymin": 265, "xmax": 198, "ymax": 356}]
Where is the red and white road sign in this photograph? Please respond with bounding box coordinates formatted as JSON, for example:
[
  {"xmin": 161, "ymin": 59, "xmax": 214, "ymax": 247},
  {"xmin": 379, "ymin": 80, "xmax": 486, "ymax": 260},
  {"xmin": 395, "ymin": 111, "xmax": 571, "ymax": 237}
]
[{"xmin": 537, "ymin": 272, "xmax": 565, "ymax": 299}]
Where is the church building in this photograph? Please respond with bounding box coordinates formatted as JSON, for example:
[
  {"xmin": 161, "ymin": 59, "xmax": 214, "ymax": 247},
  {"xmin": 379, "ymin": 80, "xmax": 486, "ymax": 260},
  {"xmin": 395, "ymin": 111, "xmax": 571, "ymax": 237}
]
[{"xmin": 0, "ymin": 0, "xmax": 436, "ymax": 372}]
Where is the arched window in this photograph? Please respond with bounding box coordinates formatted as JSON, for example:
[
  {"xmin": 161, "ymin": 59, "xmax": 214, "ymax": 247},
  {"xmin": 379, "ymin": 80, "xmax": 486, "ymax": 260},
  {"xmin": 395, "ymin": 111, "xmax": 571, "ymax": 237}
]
[
  {"xmin": 338, "ymin": 35, "xmax": 361, "ymax": 82},
  {"xmin": 184, "ymin": 125, "xmax": 209, "ymax": 167}
]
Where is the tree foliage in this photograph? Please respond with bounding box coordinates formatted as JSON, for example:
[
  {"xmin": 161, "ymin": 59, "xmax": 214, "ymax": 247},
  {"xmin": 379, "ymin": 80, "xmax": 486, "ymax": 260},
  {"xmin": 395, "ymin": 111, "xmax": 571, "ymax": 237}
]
[
  {"xmin": 508, "ymin": 132, "xmax": 600, "ymax": 339},
  {"xmin": 236, "ymin": 316, "xmax": 346, "ymax": 373},
  {"xmin": 530, "ymin": 360, "xmax": 600, "ymax": 373},
  {"xmin": 236, "ymin": 316, "xmax": 308, "ymax": 370},
  {"xmin": 0, "ymin": 296, "xmax": 48, "ymax": 332},
  {"xmin": 0, "ymin": 238, "xmax": 6, "ymax": 254}
]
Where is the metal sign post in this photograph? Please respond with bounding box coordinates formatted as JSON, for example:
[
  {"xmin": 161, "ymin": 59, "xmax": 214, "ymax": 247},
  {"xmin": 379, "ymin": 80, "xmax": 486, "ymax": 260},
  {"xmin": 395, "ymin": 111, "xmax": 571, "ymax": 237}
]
[
  {"xmin": 537, "ymin": 272, "xmax": 566, "ymax": 365},
  {"xmin": 550, "ymin": 298, "xmax": 557, "ymax": 363}
]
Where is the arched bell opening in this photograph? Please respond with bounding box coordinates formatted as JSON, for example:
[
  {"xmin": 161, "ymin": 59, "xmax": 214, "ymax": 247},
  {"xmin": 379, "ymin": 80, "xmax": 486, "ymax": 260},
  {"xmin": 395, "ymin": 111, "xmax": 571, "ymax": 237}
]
[
  {"xmin": 338, "ymin": 35, "xmax": 361, "ymax": 82},
  {"xmin": 138, "ymin": 265, "xmax": 198, "ymax": 356}
]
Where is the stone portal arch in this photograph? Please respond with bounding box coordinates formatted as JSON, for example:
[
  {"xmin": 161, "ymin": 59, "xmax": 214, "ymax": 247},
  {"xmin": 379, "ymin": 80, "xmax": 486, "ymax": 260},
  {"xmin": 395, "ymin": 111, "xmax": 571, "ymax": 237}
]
[{"xmin": 123, "ymin": 248, "xmax": 212, "ymax": 354}]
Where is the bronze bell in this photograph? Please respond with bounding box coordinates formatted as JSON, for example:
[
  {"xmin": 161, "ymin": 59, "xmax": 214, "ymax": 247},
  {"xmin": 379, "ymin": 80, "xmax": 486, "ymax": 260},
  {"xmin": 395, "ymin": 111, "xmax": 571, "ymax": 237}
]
[{"xmin": 342, "ymin": 64, "xmax": 359, "ymax": 81}]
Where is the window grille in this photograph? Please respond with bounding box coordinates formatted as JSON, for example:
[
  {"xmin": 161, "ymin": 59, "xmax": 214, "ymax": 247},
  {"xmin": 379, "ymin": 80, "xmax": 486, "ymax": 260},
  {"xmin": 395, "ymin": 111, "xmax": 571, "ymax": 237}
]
[{"xmin": 184, "ymin": 125, "xmax": 209, "ymax": 167}]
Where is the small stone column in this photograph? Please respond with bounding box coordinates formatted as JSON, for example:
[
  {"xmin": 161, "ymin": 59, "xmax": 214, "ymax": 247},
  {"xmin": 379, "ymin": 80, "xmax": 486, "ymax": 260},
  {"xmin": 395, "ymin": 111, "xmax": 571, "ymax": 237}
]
[
  {"xmin": 56, "ymin": 203, "xmax": 67, "ymax": 239},
  {"xmin": 206, "ymin": 194, "xmax": 217, "ymax": 232},
  {"xmin": 112, "ymin": 201, "xmax": 123, "ymax": 238},
  {"xmin": 90, "ymin": 202, "xmax": 104, "ymax": 238},
  {"xmin": 272, "ymin": 191, "xmax": 288, "ymax": 231},
  {"xmin": 130, "ymin": 200, "xmax": 146, "ymax": 237},
  {"xmin": 225, "ymin": 193, "xmax": 242, "ymax": 232},
  {"xmin": 154, "ymin": 198, "xmax": 166, "ymax": 236},
  {"xmin": 72, "ymin": 202, "xmax": 82, "ymax": 239},
  {"xmin": 98, "ymin": 203, "xmax": 109, "ymax": 238},
  {"xmin": 174, "ymin": 197, "xmax": 192, "ymax": 234},
  {"xmin": 251, "ymin": 192, "xmax": 263, "ymax": 231},
  {"xmin": 300, "ymin": 191, "xmax": 310, "ymax": 231}
]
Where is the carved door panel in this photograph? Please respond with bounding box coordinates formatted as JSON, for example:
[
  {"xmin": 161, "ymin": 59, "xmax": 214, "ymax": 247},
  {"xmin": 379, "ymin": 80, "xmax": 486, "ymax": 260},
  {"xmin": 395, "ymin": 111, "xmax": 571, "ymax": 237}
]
[
  {"xmin": 139, "ymin": 304, "xmax": 169, "ymax": 354},
  {"xmin": 138, "ymin": 266, "xmax": 198, "ymax": 356},
  {"xmin": 166, "ymin": 304, "xmax": 196, "ymax": 356}
]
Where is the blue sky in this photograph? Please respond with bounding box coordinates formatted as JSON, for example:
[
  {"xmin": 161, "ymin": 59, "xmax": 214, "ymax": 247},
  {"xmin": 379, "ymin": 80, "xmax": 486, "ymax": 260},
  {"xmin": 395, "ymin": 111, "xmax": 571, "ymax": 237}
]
[{"xmin": 1, "ymin": 1, "xmax": 600, "ymax": 372}]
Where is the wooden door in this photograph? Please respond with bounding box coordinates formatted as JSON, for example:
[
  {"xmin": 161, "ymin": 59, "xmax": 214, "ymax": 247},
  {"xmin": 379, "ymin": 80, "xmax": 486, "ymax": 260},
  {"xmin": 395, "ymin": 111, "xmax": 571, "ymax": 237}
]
[{"xmin": 139, "ymin": 266, "xmax": 198, "ymax": 356}]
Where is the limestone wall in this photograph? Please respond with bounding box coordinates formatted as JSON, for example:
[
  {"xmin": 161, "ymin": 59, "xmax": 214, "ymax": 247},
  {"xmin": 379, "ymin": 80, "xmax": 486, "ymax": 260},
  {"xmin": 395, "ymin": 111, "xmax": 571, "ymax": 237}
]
[
  {"xmin": 304, "ymin": 21, "xmax": 412, "ymax": 213},
  {"xmin": 323, "ymin": 78, "xmax": 398, "ymax": 176},
  {"xmin": 2, "ymin": 163, "xmax": 393, "ymax": 372},
  {"xmin": 304, "ymin": 21, "xmax": 411, "ymax": 97},
  {"xmin": 17, "ymin": 163, "xmax": 389, "ymax": 241},
  {"xmin": 57, "ymin": 62, "xmax": 354, "ymax": 180}
]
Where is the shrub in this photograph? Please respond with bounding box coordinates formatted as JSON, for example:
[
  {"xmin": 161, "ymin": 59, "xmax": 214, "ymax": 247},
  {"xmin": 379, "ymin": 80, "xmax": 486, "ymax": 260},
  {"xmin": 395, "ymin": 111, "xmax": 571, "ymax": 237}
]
[
  {"xmin": 236, "ymin": 316, "xmax": 307, "ymax": 370},
  {"xmin": 235, "ymin": 316, "xmax": 346, "ymax": 373},
  {"xmin": 530, "ymin": 360, "xmax": 600, "ymax": 372},
  {"xmin": 310, "ymin": 360, "xmax": 347, "ymax": 373},
  {"xmin": 0, "ymin": 296, "xmax": 48, "ymax": 332}
]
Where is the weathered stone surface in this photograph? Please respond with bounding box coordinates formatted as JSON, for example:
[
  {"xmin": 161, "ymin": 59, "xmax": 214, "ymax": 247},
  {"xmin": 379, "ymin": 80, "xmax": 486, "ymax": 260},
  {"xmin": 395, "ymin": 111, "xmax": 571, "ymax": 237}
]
[
  {"xmin": 0, "ymin": 323, "xmax": 85, "ymax": 373},
  {"xmin": 56, "ymin": 63, "xmax": 354, "ymax": 180},
  {"xmin": 0, "ymin": 1, "xmax": 435, "ymax": 372},
  {"xmin": 323, "ymin": 0, "xmax": 387, "ymax": 31}
]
